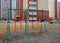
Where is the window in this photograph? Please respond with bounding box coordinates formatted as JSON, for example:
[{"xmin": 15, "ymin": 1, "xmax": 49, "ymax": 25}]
[
  {"xmin": 29, "ymin": 10, "xmax": 37, "ymax": 12},
  {"xmin": 30, "ymin": 0, "xmax": 36, "ymax": 2},
  {"xmin": 4, "ymin": 0, "xmax": 7, "ymax": 1},
  {"xmin": 29, "ymin": 15, "xmax": 36, "ymax": 17},
  {"xmin": 29, "ymin": 4, "xmax": 36, "ymax": 7}
]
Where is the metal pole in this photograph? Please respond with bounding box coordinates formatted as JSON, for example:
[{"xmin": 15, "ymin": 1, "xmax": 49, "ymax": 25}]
[
  {"xmin": 44, "ymin": 21, "xmax": 48, "ymax": 35},
  {"xmin": 40, "ymin": 22, "xmax": 42, "ymax": 32},
  {"xmin": 14, "ymin": 10, "xmax": 16, "ymax": 31},
  {"xmin": 6, "ymin": 9, "xmax": 10, "ymax": 40},
  {"xmin": 25, "ymin": 9, "xmax": 29, "ymax": 37},
  {"xmin": 42, "ymin": 9, "xmax": 48, "ymax": 34},
  {"xmin": 32, "ymin": 12, "xmax": 33, "ymax": 28},
  {"xmin": 1, "ymin": 0, "xmax": 2, "ymax": 19},
  {"xmin": 42, "ymin": 9, "xmax": 44, "ymax": 20},
  {"xmin": 40, "ymin": 9, "xmax": 44, "ymax": 32}
]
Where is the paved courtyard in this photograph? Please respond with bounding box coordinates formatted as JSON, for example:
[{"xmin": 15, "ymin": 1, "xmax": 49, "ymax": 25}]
[{"xmin": 0, "ymin": 28, "xmax": 60, "ymax": 43}]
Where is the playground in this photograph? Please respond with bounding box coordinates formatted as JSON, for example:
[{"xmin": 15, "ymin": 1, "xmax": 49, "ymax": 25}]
[
  {"xmin": 0, "ymin": 9, "xmax": 60, "ymax": 43},
  {"xmin": 0, "ymin": 22, "xmax": 60, "ymax": 43}
]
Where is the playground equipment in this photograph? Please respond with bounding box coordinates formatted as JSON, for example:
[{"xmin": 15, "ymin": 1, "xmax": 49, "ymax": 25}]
[
  {"xmin": 40, "ymin": 9, "xmax": 48, "ymax": 34},
  {"xmin": 5, "ymin": 8, "xmax": 48, "ymax": 40}
]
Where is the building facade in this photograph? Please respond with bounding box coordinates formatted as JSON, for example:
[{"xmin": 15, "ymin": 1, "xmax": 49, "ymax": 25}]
[
  {"xmin": 0, "ymin": 0, "xmax": 1, "ymax": 19},
  {"xmin": 0, "ymin": 0, "xmax": 12, "ymax": 20},
  {"xmin": 57, "ymin": 1, "xmax": 60, "ymax": 19},
  {"xmin": 0, "ymin": 0, "xmax": 8, "ymax": 20},
  {"xmin": 49, "ymin": 0, "xmax": 57, "ymax": 19},
  {"xmin": 0, "ymin": 0, "xmax": 58, "ymax": 20},
  {"xmin": 16, "ymin": 0, "xmax": 49, "ymax": 21}
]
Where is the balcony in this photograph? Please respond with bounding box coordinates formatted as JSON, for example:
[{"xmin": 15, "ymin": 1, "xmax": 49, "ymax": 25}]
[
  {"xmin": 29, "ymin": 7, "xmax": 37, "ymax": 10},
  {"xmin": 29, "ymin": 12, "xmax": 37, "ymax": 15},
  {"xmin": 29, "ymin": 17, "xmax": 37, "ymax": 20},
  {"xmin": 29, "ymin": 1, "xmax": 36, "ymax": 5},
  {"xmin": 29, "ymin": 0, "xmax": 36, "ymax": 2}
]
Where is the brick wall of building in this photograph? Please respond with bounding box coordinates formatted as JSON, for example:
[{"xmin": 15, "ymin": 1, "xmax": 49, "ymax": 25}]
[
  {"xmin": 0, "ymin": 0, "xmax": 57, "ymax": 20},
  {"xmin": 57, "ymin": 2, "xmax": 60, "ymax": 19},
  {"xmin": 16, "ymin": 0, "xmax": 49, "ymax": 21},
  {"xmin": 55, "ymin": 0, "xmax": 57, "ymax": 19}
]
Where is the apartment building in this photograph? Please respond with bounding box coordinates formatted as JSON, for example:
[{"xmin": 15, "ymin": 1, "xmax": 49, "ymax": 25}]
[
  {"xmin": 0, "ymin": 0, "xmax": 11, "ymax": 20},
  {"xmin": 57, "ymin": 1, "xmax": 60, "ymax": 19},
  {"xmin": 16, "ymin": 0, "xmax": 49, "ymax": 21},
  {"xmin": 0, "ymin": 0, "xmax": 1, "ymax": 19},
  {"xmin": 0, "ymin": 0, "xmax": 58, "ymax": 20},
  {"xmin": 10, "ymin": 0, "xmax": 16, "ymax": 19},
  {"xmin": 1, "ymin": 0, "xmax": 8, "ymax": 19}
]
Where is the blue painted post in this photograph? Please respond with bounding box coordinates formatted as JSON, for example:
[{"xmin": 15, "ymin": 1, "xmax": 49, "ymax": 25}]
[
  {"xmin": 6, "ymin": 9, "xmax": 10, "ymax": 40},
  {"xmin": 40, "ymin": 9, "xmax": 44, "ymax": 32},
  {"xmin": 42, "ymin": 9, "xmax": 44, "ymax": 20},
  {"xmin": 44, "ymin": 21, "xmax": 48, "ymax": 35},
  {"xmin": 40, "ymin": 22, "xmax": 42, "ymax": 32},
  {"xmin": 25, "ymin": 9, "xmax": 29, "ymax": 37},
  {"xmin": 42, "ymin": 9, "xmax": 48, "ymax": 34}
]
